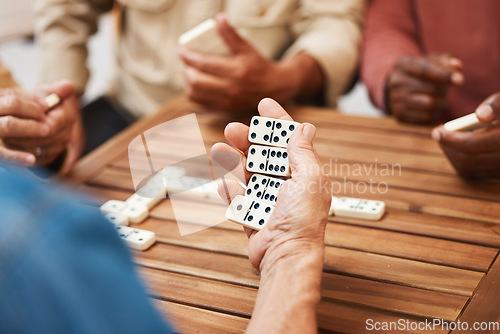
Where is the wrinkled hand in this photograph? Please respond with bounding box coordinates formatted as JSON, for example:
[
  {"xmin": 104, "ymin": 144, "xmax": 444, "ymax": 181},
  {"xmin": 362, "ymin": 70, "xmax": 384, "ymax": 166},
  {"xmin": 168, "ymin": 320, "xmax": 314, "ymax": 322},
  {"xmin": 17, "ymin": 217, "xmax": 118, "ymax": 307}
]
[
  {"xmin": 211, "ymin": 98, "xmax": 331, "ymax": 271},
  {"xmin": 2, "ymin": 80, "xmax": 84, "ymax": 170},
  {"xmin": 432, "ymin": 92, "xmax": 500, "ymax": 178},
  {"xmin": 386, "ymin": 54, "xmax": 464, "ymax": 124},
  {"xmin": 178, "ymin": 15, "xmax": 315, "ymax": 112}
]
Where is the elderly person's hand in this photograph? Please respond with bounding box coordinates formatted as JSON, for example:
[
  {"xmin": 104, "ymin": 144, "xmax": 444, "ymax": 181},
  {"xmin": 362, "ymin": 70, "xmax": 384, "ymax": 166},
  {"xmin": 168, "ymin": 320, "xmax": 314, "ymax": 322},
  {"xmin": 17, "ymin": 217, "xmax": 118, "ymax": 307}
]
[
  {"xmin": 432, "ymin": 93, "xmax": 500, "ymax": 178},
  {"xmin": 211, "ymin": 98, "xmax": 331, "ymax": 333},
  {"xmin": 0, "ymin": 80, "xmax": 84, "ymax": 171},
  {"xmin": 178, "ymin": 15, "xmax": 324, "ymax": 113},
  {"xmin": 386, "ymin": 54, "xmax": 464, "ymax": 124}
]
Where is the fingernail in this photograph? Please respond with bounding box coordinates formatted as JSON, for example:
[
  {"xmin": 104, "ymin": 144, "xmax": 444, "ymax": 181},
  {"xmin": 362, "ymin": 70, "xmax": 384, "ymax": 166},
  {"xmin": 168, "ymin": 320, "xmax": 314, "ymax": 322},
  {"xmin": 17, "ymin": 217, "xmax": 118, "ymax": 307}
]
[
  {"xmin": 302, "ymin": 124, "xmax": 316, "ymax": 141},
  {"xmin": 25, "ymin": 154, "xmax": 36, "ymax": 165},
  {"xmin": 449, "ymin": 57, "xmax": 463, "ymax": 68},
  {"xmin": 451, "ymin": 72, "xmax": 464, "ymax": 85},
  {"xmin": 431, "ymin": 129, "xmax": 441, "ymax": 141},
  {"xmin": 476, "ymin": 104, "xmax": 494, "ymax": 122}
]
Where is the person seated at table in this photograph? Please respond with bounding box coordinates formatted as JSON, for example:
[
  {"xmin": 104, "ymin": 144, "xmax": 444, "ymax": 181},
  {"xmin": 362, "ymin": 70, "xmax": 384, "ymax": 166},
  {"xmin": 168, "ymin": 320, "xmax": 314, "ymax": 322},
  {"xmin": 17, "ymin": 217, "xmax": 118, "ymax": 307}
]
[
  {"xmin": 0, "ymin": 98, "xmax": 331, "ymax": 333},
  {"xmin": 0, "ymin": 60, "xmax": 83, "ymax": 172},
  {"xmin": 361, "ymin": 0, "xmax": 500, "ymax": 178},
  {"xmin": 35, "ymin": 0, "xmax": 364, "ymax": 154}
]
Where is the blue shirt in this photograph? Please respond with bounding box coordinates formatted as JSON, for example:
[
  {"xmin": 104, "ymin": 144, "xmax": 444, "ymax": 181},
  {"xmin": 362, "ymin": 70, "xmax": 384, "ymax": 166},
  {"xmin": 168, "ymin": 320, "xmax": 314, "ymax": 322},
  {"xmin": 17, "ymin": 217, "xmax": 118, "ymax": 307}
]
[{"xmin": 0, "ymin": 165, "xmax": 174, "ymax": 334}]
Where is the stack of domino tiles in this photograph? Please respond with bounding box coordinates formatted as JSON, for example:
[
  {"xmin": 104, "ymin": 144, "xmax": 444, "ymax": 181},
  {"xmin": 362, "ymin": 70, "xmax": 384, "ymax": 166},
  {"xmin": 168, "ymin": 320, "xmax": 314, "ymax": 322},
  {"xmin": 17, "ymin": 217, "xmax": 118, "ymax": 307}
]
[{"xmin": 225, "ymin": 116, "xmax": 300, "ymax": 230}]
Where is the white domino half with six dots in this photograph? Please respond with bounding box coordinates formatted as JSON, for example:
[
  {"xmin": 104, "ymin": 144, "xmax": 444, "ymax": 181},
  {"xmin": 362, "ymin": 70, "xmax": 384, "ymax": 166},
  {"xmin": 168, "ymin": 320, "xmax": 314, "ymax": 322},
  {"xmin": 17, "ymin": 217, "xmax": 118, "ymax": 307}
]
[
  {"xmin": 245, "ymin": 173, "xmax": 283, "ymax": 206},
  {"xmin": 225, "ymin": 195, "xmax": 275, "ymax": 230},
  {"xmin": 246, "ymin": 144, "xmax": 290, "ymax": 177},
  {"xmin": 248, "ymin": 116, "xmax": 300, "ymax": 148}
]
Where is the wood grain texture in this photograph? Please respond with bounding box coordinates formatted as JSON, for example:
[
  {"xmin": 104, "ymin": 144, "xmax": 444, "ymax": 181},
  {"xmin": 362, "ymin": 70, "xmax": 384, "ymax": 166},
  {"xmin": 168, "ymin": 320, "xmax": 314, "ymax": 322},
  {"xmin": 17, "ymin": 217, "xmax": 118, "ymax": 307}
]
[{"xmin": 68, "ymin": 97, "xmax": 500, "ymax": 333}]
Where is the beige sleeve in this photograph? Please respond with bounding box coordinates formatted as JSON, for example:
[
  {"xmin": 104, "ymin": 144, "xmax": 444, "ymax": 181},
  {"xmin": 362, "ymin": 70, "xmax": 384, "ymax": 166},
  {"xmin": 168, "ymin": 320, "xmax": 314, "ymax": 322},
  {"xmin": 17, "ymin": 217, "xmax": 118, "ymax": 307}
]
[
  {"xmin": 286, "ymin": 0, "xmax": 364, "ymax": 107},
  {"xmin": 0, "ymin": 60, "xmax": 20, "ymax": 90},
  {"xmin": 34, "ymin": 0, "xmax": 114, "ymax": 96}
]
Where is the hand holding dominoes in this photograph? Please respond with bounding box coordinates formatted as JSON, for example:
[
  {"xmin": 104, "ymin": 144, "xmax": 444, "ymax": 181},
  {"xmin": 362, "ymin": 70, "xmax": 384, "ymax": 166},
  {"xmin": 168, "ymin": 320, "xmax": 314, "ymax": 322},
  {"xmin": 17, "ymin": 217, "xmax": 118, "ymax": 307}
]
[
  {"xmin": 212, "ymin": 98, "xmax": 332, "ymax": 269},
  {"xmin": 433, "ymin": 92, "xmax": 500, "ymax": 178}
]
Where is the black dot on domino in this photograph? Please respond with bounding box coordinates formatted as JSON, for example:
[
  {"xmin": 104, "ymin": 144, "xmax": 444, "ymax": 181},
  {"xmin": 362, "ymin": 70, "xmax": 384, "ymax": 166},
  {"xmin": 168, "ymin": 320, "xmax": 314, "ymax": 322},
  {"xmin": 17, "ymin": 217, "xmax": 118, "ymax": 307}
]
[
  {"xmin": 261, "ymin": 179, "xmax": 266, "ymax": 185},
  {"xmin": 253, "ymin": 119, "xmax": 259, "ymax": 126},
  {"xmin": 248, "ymin": 215, "xmax": 254, "ymax": 221},
  {"xmin": 270, "ymin": 181, "xmax": 275, "ymax": 187},
  {"xmin": 265, "ymin": 194, "xmax": 270, "ymax": 200},
  {"xmin": 139, "ymin": 238, "xmax": 143, "ymax": 241},
  {"xmin": 281, "ymin": 130, "xmax": 287, "ymax": 137},
  {"xmin": 286, "ymin": 138, "xmax": 289, "ymax": 144},
  {"xmin": 246, "ymin": 189, "xmax": 252, "ymax": 195},
  {"xmin": 262, "ymin": 150, "xmax": 267, "ymax": 156},
  {"xmin": 266, "ymin": 121, "xmax": 272, "ymax": 127},
  {"xmin": 254, "ymin": 203, "xmax": 260, "ymax": 209},
  {"xmin": 275, "ymin": 182, "xmax": 280, "ymax": 187},
  {"xmin": 265, "ymin": 207, "xmax": 271, "ymax": 213},
  {"xmin": 110, "ymin": 216, "xmax": 116, "ymax": 220},
  {"xmin": 289, "ymin": 125, "xmax": 295, "ymax": 131},
  {"xmin": 237, "ymin": 204, "xmax": 243, "ymax": 210},
  {"xmin": 280, "ymin": 166, "xmax": 286, "ymax": 172},
  {"xmin": 259, "ymin": 219, "xmax": 265, "ymax": 225},
  {"xmin": 270, "ymin": 195, "xmax": 275, "ymax": 201},
  {"xmin": 274, "ymin": 165, "xmax": 279, "ymax": 172},
  {"xmin": 264, "ymin": 134, "xmax": 269, "ymax": 141},
  {"xmin": 251, "ymin": 132, "xmax": 256, "ymax": 139},
  {"xmin": 271, "ymin": 151, "xmax": 276, "ymax": 157},
  {"xmin": 283, "ymin": 152, "xmax": 288, "ymax": 158},
  {"xmin": 257, "ymin": 191, "xmax": 262, "ymax": 197},
  {"xmin": 269, "ymin": 164, "xmax": 274, "ymax": 170},
  {"xmin": 277, "ymin": 152, "xmax": 282, "ymax": 158},
  {"xmin": 276, "ymin": 123, "xmax": 282, "ymax": 129},
  {"xmin": 120, "ymin": 234, "xmax": 125, "ymax": 237},
  {"xmin": 273, "ymin": 137, "xmax": 279, "ymax": 143},
  {"xmin": 250, "ymin": 148, "xmax": 256, "ymax": 155},
  {"xmin": 249, "ymin": 162, "xmax": 254, "ymax": 168},
  {"xmin": 254, "ymin": 184, "xmax": 259, "ymax": 190},
  {"xmin": 259, "ymin": 163, "xmax": 264, "ymax": 170},
  {"xmin": 252, "ymin": 176, "xmax": 257, "ymax": 182}
]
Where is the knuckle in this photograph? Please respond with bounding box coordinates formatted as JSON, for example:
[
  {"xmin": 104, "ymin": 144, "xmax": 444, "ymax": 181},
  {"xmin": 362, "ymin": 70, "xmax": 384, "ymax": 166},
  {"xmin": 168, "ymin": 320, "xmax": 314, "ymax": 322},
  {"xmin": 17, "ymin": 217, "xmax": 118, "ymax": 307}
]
[{"xmin": 1, "ymin": 116, "xmax": 13, "ymax": 133}]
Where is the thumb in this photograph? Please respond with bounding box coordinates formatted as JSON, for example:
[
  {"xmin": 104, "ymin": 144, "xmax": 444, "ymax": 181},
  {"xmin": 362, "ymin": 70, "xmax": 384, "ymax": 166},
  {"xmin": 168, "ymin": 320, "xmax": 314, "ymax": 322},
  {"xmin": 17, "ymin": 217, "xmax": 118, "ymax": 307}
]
[
  {"xmin": 287, "ymin": 123, "xmax": 318, "ymax": 176},
  {"xmin": 38, "ymin": 80, "xmax": 75, "ymax": 100},
  {"xmin": 475, "ymin": 93, "xmax": 500, "ymax": 123},
  {"xmin": 216, "ymin": 13, "xmax": 253, "ymax": 54}
]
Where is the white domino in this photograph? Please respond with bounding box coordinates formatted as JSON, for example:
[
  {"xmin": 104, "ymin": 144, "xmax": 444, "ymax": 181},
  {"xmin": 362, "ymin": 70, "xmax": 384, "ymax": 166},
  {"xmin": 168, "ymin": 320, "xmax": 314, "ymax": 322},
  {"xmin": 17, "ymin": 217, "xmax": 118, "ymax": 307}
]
[
  {"xmin": 114, "ymin": 225, "xmax": 156, "ymax": 251},
  {"xmin": 332, "ymin": 197, "xmax": 385, "ymax": 221},
  {"xmin": 329, "ymin": 196, "xmax": 338, "ymax": 216},
  {"xmin": 178, "ymin": 18, "xmax": 230, "ymax": 56},
  {"xmin": 246, "ymin": 145, "xmax": 290, "ymax": 177},
  {"xmin": 444, "ymin": 113, "xmax": 492, "ymax": 132},
  {"xmin": 167, "ymin": 176, "xmax": 220, "ymax": 201},
  {"xmin": 100, "ymin": 200, "xmax": 149, "ymax": 224},
  {"xmin": 160, "ymin": 166, "xmax": 187, "ymax": 180},
  {"xmin": 126, "ymin": 193, "xmax": 162, "ymax": 210},
  {"xmin": 45, "ymin": 93, "xmax": 61, "ymax": 110},
  {"xmin": 226, "ymin": 195, "xmax": 274, "ymax": 230},
  {"xmin": 104, "ymin": 212, "xmax": 129, "ymax": 226},
  {"xmin": 245, "ymin": 174, "xmax": 283, "ymax": 206},
  {"xmin": 248, "ymin": 116, "xmax": 300, "ymax": 148}
]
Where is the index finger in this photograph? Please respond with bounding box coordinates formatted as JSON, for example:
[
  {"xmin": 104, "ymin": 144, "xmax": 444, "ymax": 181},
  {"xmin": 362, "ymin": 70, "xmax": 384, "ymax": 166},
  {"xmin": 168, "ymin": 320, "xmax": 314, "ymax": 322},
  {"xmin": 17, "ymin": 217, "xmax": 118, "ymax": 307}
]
[
  {"xmin": 398, "ymin": 56, "xmax": 461, "ymax": 85},
  {"xmin": 0, "ymin": 90, "xmax": 46, "ymax": 120},
  {"xmin": 0, "ymin": 116, "xmax": 49, "ymax": 138},
  {"xmin": 433, "ymin": 124, "xmax": 500, "ymax": 153},
  {"xmin": 178, "ymin": 46, "xmax": 235, "ymax": 77}
]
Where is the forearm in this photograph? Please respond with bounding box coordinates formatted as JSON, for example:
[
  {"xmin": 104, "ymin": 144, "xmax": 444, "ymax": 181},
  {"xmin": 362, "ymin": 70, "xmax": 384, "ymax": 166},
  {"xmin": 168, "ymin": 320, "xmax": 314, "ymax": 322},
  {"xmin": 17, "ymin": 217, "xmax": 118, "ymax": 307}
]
[
  {"xmin": 246, "ymin": 246, "xmax": 324, "ymax": 334},
  {"xmin": 279, "ymin": 53, "xmax": 325, "ymax": 102}
]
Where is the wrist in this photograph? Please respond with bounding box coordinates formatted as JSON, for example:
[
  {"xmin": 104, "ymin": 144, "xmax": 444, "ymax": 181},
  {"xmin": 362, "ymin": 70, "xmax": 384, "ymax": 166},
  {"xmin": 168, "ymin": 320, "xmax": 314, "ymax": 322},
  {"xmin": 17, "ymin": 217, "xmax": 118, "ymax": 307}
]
[{"xmin": 260, "ymin": 238, "xmax": 324, "ymax": 274}]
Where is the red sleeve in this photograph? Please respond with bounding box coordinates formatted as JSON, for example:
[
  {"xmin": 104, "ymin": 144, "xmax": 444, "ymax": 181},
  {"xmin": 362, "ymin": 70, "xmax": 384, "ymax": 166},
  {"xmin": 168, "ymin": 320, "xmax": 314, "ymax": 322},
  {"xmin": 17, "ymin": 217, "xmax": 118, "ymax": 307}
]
[{"xmin": 361, "ymin": 0, "xmax": 422, "ymax": 110}]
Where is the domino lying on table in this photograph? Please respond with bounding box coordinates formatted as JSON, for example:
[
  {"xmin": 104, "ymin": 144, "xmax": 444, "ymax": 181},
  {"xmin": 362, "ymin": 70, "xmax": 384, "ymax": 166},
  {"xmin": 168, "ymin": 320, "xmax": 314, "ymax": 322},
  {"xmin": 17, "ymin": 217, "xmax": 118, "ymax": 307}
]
[{"xmin": 225, "ymin": 116, "xmax": 386, "ymax": 231}]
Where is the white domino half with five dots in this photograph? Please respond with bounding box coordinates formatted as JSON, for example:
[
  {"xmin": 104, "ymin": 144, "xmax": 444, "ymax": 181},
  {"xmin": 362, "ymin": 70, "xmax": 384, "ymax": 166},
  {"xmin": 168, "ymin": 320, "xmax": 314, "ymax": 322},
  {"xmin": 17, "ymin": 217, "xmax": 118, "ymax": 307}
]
[
  {"xmin": 226, "ymin": 195, "xmax": 274, "ymax": 230},
  {"xmin": 245, "ymin": 173, "xmax": 283, "ymax": 206},
  {"xmin": 246, "ymin": 145, "xmax": 290, "ymax": 177},
  {"xmin": 331, "ymin": 197, "xmax": 385, "ymax": 221},
  {"xmin": 248, "ymin": 116, "xmax": 300, "ymax": 148},
  {"xmin": 114, "ymin": 225, "xmax": 156, "ymax": 251}
]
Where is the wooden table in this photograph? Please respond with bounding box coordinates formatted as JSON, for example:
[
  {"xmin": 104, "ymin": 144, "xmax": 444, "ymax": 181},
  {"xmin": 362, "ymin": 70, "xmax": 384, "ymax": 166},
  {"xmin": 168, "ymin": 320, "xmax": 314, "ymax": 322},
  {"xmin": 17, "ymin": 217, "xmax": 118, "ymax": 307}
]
[{"xmin": 70, "ymin": 97, "xmax": 500, "ymax": 334}]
